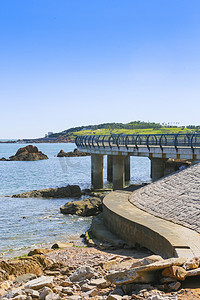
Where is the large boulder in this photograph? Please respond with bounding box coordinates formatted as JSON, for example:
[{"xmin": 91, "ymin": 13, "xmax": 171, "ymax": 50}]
[
  {"xmin": 106, "ymin": 257, "xmax": 186, "ymax": 285},
  {"xmin": 1, "ymin": 145, "xmax": 48, "ymax": 161},
  {"xmin": 57, "ymin": 148, "xmax": 90, "ymax": 157},
  {"xmin": 12, "ymin": 185, "xmax": 81, "ymax": 198},
  {"xmin": 0, "ymin": 254, "xmax": 52, "ymax": 282},
  {"xmin": 60, "ymin": 197, "xmax": 102, "ymax": 216},
  {"xmin": 69, "ymin": 266, "xmax": 97, "ymax": 282}
]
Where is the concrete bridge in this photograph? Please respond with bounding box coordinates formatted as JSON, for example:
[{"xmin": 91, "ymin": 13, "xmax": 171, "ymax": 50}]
[{"xmin": 75, "ymin": 133, "xmax": 200, "ymax": 190}]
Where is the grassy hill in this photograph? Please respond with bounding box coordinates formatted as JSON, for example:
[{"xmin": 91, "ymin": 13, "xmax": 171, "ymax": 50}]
[{"xmin": 49, "ymin": 121, "xmax": 200, "ymax": 143}]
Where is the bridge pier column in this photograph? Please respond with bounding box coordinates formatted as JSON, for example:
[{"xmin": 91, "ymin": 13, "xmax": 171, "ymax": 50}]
[
  {"xmin": 124, "ymin": 156, "xmax": 130, "ymax": 181},
  {"xmin": 151, "ymin": 158, "xmax": 167, "ymax": 181},
  {"xmin": 91, "ymin": 154, "xmax": 104, "ymax": 189},
  {"xmin": 107, "ymin": 155, "xmax": 113, "ymax": 182},
  {"xmin": 113, "ymin": 155, "xmax": 125, "ymax": 190}
]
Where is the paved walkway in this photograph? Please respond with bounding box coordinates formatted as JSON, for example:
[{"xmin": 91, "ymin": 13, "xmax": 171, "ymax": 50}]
[
  {"xmin": 130, "ymin": 162, "xmax": 200, "ymax": 233},
  {"xmin": 103, "ymin": 190, "xmax": 200, "ymax": 259}
]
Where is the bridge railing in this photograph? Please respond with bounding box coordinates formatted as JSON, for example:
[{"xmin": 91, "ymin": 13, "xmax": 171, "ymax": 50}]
[{"xmin": 75, "ymin": 134, "xmax": 200, "ymax": 152}]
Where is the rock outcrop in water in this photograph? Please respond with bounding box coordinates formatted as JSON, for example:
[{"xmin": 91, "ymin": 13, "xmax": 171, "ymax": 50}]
[
  {"xmin": 60, "ymin": 196, "xmax": 103, "ymax": 216},
  {"xmin": 0, "ymin": 145, "xmax": 48, "ymax": 161},
  {"xmin": 57, "ymin": 148, "xmax": 90, "ymax": 157},
  {"xmin": 12, "ymin": 185, "xmax": 81, "ymax": 198}
]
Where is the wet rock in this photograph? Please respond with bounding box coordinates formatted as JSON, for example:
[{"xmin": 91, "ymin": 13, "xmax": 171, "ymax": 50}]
[
  {"xmin": 7, "ymin": 145, "xmax": 48, "ymax": 161},
  {"xmin": 24, "ymin": 276, "xmax": 54, "ymax": 290},
  {"xmin": 69, "ymin": 266, "xmax": 97, "ymax": 282},
  {"xmin": 57, "ymin": 148, "xmax": 90, "ymax": 157},
  {"xmin": 12, "ymin": 185, "xmax": 81, "ymax": 198},
  {"xmin": 60, "ymin": 197, "xmax": 102, "ymax": 216}
]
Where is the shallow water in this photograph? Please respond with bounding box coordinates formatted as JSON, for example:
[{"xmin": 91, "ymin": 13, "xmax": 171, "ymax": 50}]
[{"xmin": 0, "ymin": 142, "xmax": 151, "ymax": 258}]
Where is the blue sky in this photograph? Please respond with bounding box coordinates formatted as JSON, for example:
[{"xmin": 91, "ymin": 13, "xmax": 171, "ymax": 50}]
[{"xmin": 0, "ymin": 0, "xmax": 200, "ymax": 138}]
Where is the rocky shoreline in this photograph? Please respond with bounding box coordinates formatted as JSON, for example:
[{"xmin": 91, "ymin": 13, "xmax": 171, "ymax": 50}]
[
  {"xmin": 10, "ymin": 184, "xmax": 109, "ymax": 217},
  {"xmin": 12, "ymin": 185, "xmax": 82, "ymax": 199},
  {"xmin": 0, "ymin": 245, "xmax": 200, "ymax": 300},
  {"xmin": 2, "ymin": 183, "xmax": 200, "ymax": 299}
]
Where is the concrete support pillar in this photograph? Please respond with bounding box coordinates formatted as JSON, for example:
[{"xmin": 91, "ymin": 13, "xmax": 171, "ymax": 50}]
[
  {"xmin": 124, "ymin": 156, "xmax": 130, "ymax": 181},
  {"xmin": 107, "ymin": 155, "xmax": 113, "ymax": 182},
  {"xmin": 91, "ymin": 154, "xmax": 104, "ymax": 189},
  {"xmin": 113, "ymin": 155, "xmax": 125, "ymax": 190},
  {"xmin": 151, "ymin": 158, "xmax": 167, "ymax": 181}
]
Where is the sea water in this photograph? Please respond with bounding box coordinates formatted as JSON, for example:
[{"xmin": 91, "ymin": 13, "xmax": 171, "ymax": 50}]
[{"xmin": 0, "ymin": 142, "xmax": 151, "ymax": 258}]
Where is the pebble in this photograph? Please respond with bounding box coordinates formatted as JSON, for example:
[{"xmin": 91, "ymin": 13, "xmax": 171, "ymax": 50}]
[
  {"xmin": 39, "ymin": 287, "xmax": 53, "ymax": 299},
  {"xmin": 107, "ymin": 295, "xmax": 122, "ymax": 300},
  {"xmin": 62, "ymin": 287, "xmax": 74, "ymax": 295},
  {"xmin": 60, "ymin": 280, "xmax": 73, "ymax": 287},
  {"xmin": 69, "ymin": 266, "xmax": 97, "ymax": 282}
]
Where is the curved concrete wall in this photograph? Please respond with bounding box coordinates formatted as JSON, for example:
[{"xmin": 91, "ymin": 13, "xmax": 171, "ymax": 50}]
[
  {"xmin": 103, "ymin": 190, "xmax": 200, "ymax": 259},
  {"xmin": 130, "ymin": 162, "xmax": 200, "ymax": 233}
]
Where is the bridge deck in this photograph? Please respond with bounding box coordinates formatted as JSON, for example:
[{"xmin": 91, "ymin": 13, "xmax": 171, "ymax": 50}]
[{"xmin": 76, "ymin": 134, "xmax": 200, "ymax": 160}]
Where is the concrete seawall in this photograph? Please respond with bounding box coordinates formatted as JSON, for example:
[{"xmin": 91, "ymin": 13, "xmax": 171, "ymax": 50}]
[
  {"xmin": 103, "ymin": 188, "xmax": 200, "ymax": 259},
  {"xmin": 130, "ymin": 162, "xmax": 200, "ymax": 233}
]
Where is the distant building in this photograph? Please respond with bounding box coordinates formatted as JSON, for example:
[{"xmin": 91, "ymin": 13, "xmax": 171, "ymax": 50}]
[{"xmin": 45, "ymin": 132, "xmax": 54, "ymax": 138}]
